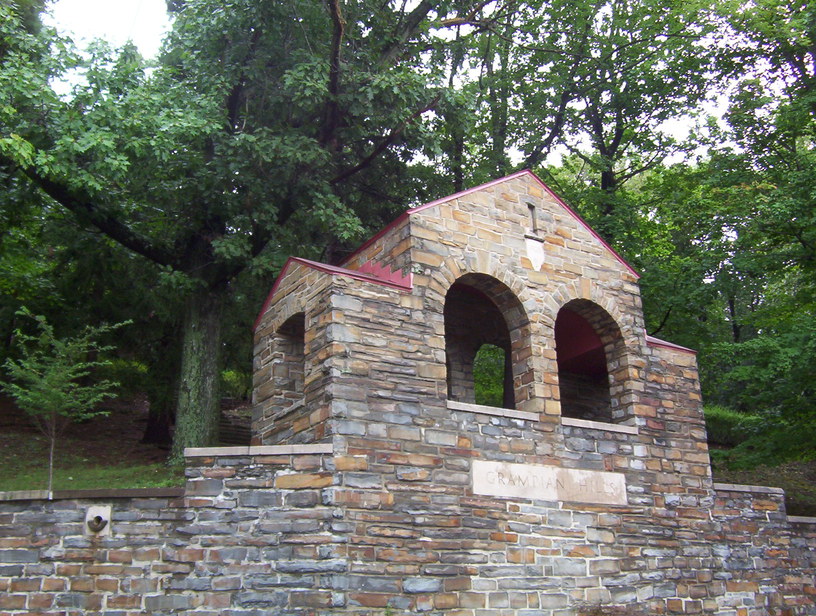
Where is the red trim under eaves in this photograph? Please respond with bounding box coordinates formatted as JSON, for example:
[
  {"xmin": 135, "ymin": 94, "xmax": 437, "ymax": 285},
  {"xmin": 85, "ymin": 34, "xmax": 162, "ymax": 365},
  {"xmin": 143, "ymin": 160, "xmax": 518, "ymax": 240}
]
[
  {"xmin": 253, "ymin": 256, "xmax": 412, "ymax": 332},
  {"xmin": 645, "ymin": 334, "xmax": 697, "ymax": 355}
]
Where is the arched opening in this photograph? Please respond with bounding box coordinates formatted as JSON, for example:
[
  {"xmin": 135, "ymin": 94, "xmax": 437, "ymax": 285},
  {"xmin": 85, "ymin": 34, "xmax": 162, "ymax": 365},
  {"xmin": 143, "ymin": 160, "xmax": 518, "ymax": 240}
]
[
  {"xmin": 555, "ymin": 300, "xmax": 627, "ymax": 423},
  {"xmin": 444, "ymin": 274, "xmax": 531, "ymax": 409},
  {"xmin": 473, "ymin": 343, "xmax": 509, "ymax": 407},
  {"xmin": 274, "ymin": 312, "xmax": 305, "ymax": 408}
]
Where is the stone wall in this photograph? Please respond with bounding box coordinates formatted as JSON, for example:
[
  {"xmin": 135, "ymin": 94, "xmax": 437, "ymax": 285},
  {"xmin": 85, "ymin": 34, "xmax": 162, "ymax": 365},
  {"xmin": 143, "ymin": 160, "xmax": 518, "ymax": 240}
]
[
  {"xmin": 237, "ymin": 170, "xmax": 816, "ymax": 614},
  {"xmin": 0, "ymin": 446, "xmax": 339, "ymax": 616},
  {"xmin": 1, "ymin": 446, "xmax": 814, "ymax": 615}
]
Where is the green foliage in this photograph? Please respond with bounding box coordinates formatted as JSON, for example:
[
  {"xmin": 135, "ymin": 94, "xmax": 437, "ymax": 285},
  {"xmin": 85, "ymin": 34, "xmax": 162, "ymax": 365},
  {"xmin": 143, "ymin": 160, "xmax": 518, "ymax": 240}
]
[
  {"xmin": 1, "ymin": 309, "xmax": 127, "ymax": 422},
  {"xmin": 703, "ymin": 404, "xmax": 764, "ymax": 448},
  {"xmin": 98, "ymin": 359, "xmax": 150, "ymax": 395},
  {"xmin": 473, "ymin": 344, "xmax": 505, "ymax": 408},
  {"xmin": 0, "ymin": 309, "xmax": 129, "ymax": 492},
  {"xmin": 221, "ymin": 369, "xmax": 251, "ymax": 400},
  {"xmin": 0, "ymin": 0, "xmax": 467, "ymax": 456},
  {"xmin": 711, "ymin": 422, "xmax": 816, "ymax": 471},
  {"xmin": 0, "ymin": 0, "xmax": 813, "ymax": 481}
]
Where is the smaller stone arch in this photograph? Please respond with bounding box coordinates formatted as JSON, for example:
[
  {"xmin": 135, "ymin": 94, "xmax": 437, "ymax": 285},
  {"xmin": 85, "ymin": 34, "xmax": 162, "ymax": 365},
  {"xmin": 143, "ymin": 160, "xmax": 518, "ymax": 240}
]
[
  {"xmin": 270, "ymin": 312, "xmax": 306, "ymax": 411},
  {"xmin": 444, "ymin": 273, "xmax": 533, "ymax": 409},
  {"xmin": 555, "ymin": 299, "xmax": 631, "ymax": 423}
]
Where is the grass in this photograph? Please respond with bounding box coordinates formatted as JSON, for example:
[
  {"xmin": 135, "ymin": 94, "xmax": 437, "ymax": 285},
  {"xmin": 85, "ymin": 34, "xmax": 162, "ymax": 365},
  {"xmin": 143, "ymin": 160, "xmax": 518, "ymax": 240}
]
[
  {"xmin": 0, "ymin": 394, "xmax": 185, "ymax": 492},
  {"xmin": 712, "ymin": 460, "xmax": 816, "ymax": 516},
  {"xmin": 0, "ymin": 432, "xmax": 184, "ymax": 492}
]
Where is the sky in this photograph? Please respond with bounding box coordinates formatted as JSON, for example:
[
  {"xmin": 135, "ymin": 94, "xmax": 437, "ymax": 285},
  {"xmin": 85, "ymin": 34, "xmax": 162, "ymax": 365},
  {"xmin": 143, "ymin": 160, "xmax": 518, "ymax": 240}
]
[{"xmin": 45, "ymin": 0, "xmax": 171, "ymax": 59}]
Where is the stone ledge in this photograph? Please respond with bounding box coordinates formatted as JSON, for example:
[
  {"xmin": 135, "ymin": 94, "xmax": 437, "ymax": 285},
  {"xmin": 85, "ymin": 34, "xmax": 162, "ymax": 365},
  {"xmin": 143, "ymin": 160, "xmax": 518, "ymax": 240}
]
[
  {"xmin": 788, "ymin": 515, "xmax": 816, "ymax": 524},
  {"xmin": 561, "ymin": 416, "xmax": 639, "ymax": 435},
  {"xmin": 184, "ymin": 444, "xmax": 334, "ymax": 457},
  {"xmin": 447, "ymin": 400, "xmax": 539, "ymax": 422},
  {"xmin": 713, "ymin": 482, "xmax": 786, "ymax": 495},
  {"xmin": 0, "ymin": 487, "xmax": 184, "ymax": 502}
]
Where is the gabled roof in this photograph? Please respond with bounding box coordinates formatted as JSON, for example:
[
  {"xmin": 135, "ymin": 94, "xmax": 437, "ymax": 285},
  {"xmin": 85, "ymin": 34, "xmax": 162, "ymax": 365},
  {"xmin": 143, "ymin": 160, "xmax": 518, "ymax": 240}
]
[
  {"xmin": 256, "ymin": 170, "xmax": 641, "ymax": 331},
  {"xmin": 342, "ymin": 169, "xmax": 639, "ymax": 279}
]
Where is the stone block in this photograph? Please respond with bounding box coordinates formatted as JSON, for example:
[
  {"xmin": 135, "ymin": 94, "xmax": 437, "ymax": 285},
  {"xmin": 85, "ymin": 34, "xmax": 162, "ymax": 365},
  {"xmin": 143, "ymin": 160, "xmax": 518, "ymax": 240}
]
[
  {"xmin": 238, "ymin": 491, "xmax": 282, "ymax": 507},
  {"xmin": 275, "ymin": 473, "xmax": 334, "ymax": 489},
  {"xmin": 404, "ymin": 577, "xmax": 443, "ymax": 593},
  {"xmin": 0, "ymin": 549, "xmax": 39, "ymax": 563}
]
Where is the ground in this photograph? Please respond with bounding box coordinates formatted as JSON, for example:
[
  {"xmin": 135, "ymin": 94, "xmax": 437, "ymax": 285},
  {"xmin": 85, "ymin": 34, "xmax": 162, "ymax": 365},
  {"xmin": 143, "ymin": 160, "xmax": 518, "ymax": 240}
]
[{"xmin": 0, "ymin": 394, "xmax": 180, "ymax": 491}]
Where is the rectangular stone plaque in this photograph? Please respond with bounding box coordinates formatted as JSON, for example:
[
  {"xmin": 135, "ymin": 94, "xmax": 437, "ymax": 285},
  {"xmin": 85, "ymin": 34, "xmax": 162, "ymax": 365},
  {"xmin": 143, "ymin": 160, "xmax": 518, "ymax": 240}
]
[{"xmin": 472, "ymin": 460, "xmax": 628, "ymax": 506}]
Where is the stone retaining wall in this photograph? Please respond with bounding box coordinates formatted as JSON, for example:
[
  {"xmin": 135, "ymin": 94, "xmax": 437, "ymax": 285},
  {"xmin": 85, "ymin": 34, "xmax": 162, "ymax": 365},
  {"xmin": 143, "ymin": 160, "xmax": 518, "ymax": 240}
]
[{"xmin": 1, "ymin": 446, "xmax": 814, "ymax": 615}]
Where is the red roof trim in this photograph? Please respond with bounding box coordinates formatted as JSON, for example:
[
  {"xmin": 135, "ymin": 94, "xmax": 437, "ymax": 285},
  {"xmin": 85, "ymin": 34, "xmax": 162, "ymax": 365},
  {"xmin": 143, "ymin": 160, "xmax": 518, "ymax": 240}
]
[
  {"xmin": 342, "ymin": 170, "xmax": 639, "ymax": 278},
  {"xmin": 645, "ymin": 334, "xmax": 697, "ymax": 355},
  {"xmin": 253, "ymin": 257, "xmax": 298, "ymax": 332},
  {"xmin": 253, "ymin": 256, "xmax": 412, "ymax": 332},
  {"xmin": 291, "ymin": 257, "xmax": 412, "ymax": 292}
]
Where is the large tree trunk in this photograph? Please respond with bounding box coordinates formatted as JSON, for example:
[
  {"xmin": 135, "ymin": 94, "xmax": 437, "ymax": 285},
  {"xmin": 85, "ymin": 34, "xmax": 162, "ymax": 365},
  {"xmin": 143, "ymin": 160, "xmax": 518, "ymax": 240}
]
[{"xmin": 169, "ymin": 284, "xmax": 225, "ymax": 464}]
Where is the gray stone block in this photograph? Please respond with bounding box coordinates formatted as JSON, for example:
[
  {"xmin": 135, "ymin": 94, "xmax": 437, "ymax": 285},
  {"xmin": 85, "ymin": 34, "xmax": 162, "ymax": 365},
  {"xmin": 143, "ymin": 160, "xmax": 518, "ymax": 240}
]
[
  {"xmin": 404, "ymin": 577, "xmax": 442, "ymax": 593},
  {"xmin": 0, "ymin": 549, "xmax": 39, "ymax": 563}
]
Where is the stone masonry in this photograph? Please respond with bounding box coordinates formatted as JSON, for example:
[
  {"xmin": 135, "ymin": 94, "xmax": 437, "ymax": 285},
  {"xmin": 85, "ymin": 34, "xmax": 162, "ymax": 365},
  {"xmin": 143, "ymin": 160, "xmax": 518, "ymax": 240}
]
[{"xmin": 1, "ymin": 170, "xmax": 815, "ymax": 615}]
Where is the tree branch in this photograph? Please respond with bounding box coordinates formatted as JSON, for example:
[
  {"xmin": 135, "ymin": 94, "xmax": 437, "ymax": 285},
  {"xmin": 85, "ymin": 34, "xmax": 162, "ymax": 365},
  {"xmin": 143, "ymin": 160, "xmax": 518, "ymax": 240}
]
[
  {"xmin": 649, "ymin": 305, "xmax": 672, "ymax": 337},
  {"xmin": 377, "ymin": 0, "xmax": 435, "ymax": 67},
  {"xmin": 13, "ymin": 160, "xmax": 176, "ymax": 268},
  {"xmin": 226, "ymin": 28, "xmax": 262, "ymax": 133},
  {"xmin": 320, "ymin": 0, "xmax": 345, "ymax": 150},
  {"xmin": 521, "ymin": 89, "xmax": 573, "ymax": 169},
  {"xmin": 330, "ymin": 94, "xmax": 440, "ymax": 185}
]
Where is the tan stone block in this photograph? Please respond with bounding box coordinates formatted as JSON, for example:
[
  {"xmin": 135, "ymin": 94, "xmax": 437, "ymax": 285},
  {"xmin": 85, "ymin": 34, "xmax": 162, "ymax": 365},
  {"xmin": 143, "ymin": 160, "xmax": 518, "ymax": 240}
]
[
  {"xmin": 349, "ymin": 592, "xmax": 390, "ymax": 608},
  {"xmin": 507, "ymin": 548, "xmax": 535, "ymax": 563},
  {"xmin": 382, "ymin": 452, "xmax": 442, "ymax": 467},
  {"xmin": 417, "ymin": 364, "xmax": 446, "ymax": 379},
  {"xmin": 452, "ymin": 209, "xmax": 472, "ymax": 223},
  {"xmin": 544, "ymin": 399, "xmax": 561, "ymax": 415},
  {"xmin": 476, "ymin": 228, "xmax": 502, "ymax": 243},
  {"xmin": 433, "ymin": 593, "xmax": 460, "ymax": 609},
  {"xmin": 411, "ymin": 224, "xmax": 440, "ymax": 241},
  {"xmin": 528, "ymin": 184, "xmax": 544, "ymax": 198},
  {"xmin": 528, "ymin": 270, "xmax": 550, "ymax": 285},
  {"xmin": 414, "ymin": 250, "xmax": 444, "ymax": 267},
  {"xmin": 335, "ymin": 456, "xmax": 369, "ymax": 471},
  {"xmin": 275, "ymin": 472, "xmax": 334, "ymax": 489}
]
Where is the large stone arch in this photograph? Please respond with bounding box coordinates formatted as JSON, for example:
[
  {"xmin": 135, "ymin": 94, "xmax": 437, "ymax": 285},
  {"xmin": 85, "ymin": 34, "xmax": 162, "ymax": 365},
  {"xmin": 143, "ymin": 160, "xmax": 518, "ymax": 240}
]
[
  {"xmin": 548, "ymin": 281, "xmax": 640, "ymax": 423},
  {"xmin": 441, "ymin": 269, "xmax": 534, "ymax": 411}
]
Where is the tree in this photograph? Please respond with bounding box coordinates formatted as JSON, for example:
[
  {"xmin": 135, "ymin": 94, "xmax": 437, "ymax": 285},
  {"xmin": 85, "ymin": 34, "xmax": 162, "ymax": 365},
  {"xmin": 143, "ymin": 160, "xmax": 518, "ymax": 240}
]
[
  {"xmin": 429, "ymin": 0, "xmax": 719, "ymax": 244},
  {"xmin": 0, "ymin": 0, "xmax": 497, "ymax": 461},
  {"xmin": 1, "ymin": 309, "xmax": 126, "ymax": 494}
]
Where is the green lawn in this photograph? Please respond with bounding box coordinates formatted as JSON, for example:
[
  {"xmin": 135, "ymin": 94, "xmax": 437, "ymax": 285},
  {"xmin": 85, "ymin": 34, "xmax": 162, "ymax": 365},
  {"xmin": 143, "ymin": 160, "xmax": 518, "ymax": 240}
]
[{"xmin": 0, "ymin": 432, "xmax": 184, "ymax": 492}]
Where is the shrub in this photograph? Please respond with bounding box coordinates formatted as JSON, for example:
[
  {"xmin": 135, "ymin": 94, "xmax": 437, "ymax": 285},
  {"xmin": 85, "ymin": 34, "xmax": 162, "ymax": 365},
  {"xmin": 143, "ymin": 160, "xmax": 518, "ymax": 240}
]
[
  {"xmin": 221, "ymin": 369, "xmax": 251, "ymax": 400},
  {"xmin": 703, "ymin": 404, "xmax": 764, "ymax": 447}
]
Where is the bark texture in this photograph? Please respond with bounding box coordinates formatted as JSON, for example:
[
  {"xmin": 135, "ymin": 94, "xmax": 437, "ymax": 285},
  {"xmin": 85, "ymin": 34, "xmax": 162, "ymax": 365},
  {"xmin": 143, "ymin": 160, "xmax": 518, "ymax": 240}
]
[{"xmin": 169, "ymin": 286, "xmax": 225, "ymax": 463}]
